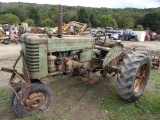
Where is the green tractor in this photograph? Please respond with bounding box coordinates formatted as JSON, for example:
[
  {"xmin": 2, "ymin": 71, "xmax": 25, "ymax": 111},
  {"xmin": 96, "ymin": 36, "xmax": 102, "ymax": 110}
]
[{"xmin": 1, "ymin": 5, "xmax": 151, "ymax": 118}]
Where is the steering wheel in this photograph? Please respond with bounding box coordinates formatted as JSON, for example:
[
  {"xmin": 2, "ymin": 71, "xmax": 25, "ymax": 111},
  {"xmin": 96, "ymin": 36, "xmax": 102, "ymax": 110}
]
[{"xmin": 95, "ymin": 31, "xmax": 106, "ymax": 45}]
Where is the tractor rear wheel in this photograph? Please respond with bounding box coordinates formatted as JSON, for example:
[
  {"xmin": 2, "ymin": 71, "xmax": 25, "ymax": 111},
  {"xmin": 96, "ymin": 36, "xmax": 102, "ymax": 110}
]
[
  {"xmin": 116, "ymin": 52, "xmax": 151, "ymax": 101},
  {"xmin": 13, "ymin": 83, "xmax": 52, "ymax": 118}
]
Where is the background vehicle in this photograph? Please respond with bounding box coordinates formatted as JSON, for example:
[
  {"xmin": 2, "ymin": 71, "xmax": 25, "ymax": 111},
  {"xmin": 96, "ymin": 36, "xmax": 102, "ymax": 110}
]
[{"xmin": 122, "ymin": 29, "xmax": 138, "ymax": 41}]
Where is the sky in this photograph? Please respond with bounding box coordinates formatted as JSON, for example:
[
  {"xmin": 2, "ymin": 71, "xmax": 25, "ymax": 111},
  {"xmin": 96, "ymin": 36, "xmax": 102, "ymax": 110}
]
[{"xmin": 1, "ymin": 0, "xmax": 160, "ymax": 8}]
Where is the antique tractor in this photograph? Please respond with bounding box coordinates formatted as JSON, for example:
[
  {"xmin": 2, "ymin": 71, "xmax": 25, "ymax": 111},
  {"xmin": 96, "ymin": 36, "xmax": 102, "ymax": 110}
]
[{"xmin": 1, "ymin": 5, "xmax": 151, "ymax": 118}]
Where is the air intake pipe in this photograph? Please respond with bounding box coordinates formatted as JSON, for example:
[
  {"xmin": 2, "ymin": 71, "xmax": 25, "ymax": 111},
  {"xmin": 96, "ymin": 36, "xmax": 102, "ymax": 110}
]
[{"xmin": 57, "ymin": 5, "xmax": 63, "ymax": 38}]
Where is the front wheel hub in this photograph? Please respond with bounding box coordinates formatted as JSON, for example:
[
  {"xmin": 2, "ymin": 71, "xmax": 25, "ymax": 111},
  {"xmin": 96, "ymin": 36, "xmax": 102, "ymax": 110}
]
[{"xmin": 24, "ymin": 92, "xmax": 46, "ymax": 111}]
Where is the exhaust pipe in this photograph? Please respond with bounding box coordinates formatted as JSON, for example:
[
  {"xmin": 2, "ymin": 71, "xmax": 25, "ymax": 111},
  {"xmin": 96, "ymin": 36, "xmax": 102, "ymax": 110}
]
[{"xmin": 57, "ymin": 5, "xmax": 63, "ymax": 38}]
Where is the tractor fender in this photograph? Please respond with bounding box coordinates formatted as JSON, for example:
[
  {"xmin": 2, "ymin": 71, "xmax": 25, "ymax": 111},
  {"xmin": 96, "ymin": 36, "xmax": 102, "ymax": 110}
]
[{"xmin": 103, "ymin": 44, "xmax": 123, "ymax": 67}]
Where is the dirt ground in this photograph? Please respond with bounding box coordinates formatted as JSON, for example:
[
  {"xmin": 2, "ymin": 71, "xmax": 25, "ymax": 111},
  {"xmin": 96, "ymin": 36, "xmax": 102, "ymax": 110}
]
[
  {"xmin": 122, "ymin": 41, "xmax": 160, "ymax": 54},
  {"xmin": 0, "ymin": 41, "xmax": 160, "ymax": 119}
]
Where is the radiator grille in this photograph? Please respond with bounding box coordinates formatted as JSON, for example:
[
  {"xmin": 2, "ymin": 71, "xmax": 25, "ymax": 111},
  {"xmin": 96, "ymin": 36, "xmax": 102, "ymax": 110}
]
[{"xmin": 26, "ymin": 43, "xmax": 39, "ymax": 72}]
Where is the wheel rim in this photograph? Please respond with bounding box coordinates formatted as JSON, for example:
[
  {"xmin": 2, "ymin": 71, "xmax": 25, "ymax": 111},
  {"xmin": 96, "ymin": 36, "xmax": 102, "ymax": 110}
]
[
  {"xmin": 24, "ymin": 92, "xmax": 46, "ymax": 111},
  {"xmin": 134, "ymin": 63, "xmax": 148, "ymax": 94}
]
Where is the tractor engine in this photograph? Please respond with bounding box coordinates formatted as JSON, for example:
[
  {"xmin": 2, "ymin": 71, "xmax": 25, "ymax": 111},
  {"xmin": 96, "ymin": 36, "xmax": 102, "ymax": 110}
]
[
  {"xmin": 48, "ymin": 51, "xmax": 84, "ymax": 74},
  {"xmin": 21, "ymin": 33, "xmax": 94, "ymax": 80}
]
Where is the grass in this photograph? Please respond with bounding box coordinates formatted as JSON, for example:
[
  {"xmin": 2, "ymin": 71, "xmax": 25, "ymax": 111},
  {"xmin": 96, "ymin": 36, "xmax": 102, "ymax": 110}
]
[
  {"xmin": 101, "ymin": 69, "xmax": 160, "ymax": 120},
  {"xmin": 0, "ymin": 69, "xmax": 160, "ymax": 119},
  {"xmin": 0, "ymin": 89, "xmax": 10, "ymax": 114}
]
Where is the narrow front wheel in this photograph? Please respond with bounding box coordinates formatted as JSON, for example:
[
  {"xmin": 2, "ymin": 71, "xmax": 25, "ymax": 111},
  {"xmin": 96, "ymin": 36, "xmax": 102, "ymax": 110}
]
[{"xmin": 13, "ymin": 83, "xmax": 52, "ymax": 118}]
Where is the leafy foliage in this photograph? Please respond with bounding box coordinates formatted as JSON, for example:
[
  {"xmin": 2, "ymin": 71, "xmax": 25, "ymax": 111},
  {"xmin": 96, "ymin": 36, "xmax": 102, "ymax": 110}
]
[
  {"xmin": 0, "ymin": 13, "xmax": 20, "ymax": 24},
  {"xmin": 2, "ymin": 7, "xmax": 25, "ymax": 21},
  {"xmin": 77, "ymin": 8, "xmax": 89, "ymax": 24},
  {"xmin": 0, "ymin": 2, "xmax": 160, "ymax": 32},
  {"xmin": 136, "ymin": 25, "xmax": 144, "ymax": 30},
  {"xmin": 24, "ymin": 18, "xmax": 35, "ymax": 26},
  {"xmin": 142, "ymin": 12, "xmax": 160, "ymax": 32},
  {"xmin": 98, "ymin": 15, "xmax": 118, "ymax": 28},
  {"xmin": 89, "ymin": 13, "xmax": 97, "ymax": 27},
  {"xmin": 41, "ymin": 18, "xmax": 55, "ymax": 27},
  {"xmin": 28, "ymin": 6, "xmax": 40, "ymax": 26}
]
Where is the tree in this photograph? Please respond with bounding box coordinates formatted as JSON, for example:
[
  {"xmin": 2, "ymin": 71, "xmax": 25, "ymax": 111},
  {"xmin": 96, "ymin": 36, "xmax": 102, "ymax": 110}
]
[
  {"xmin": 70, "ymin": 15, "xmax": 77, "ymax": 21},
  {"xmin": 0, "ymin": 13, "xmax": 20, "ymax": 24},
  {"xmin": 115, "ymin": 12, "xmax": 135, "ymax": 29},
  {"xmin": 142, "ymin": 12, "xmax": 160, "ymax": 32},
  {"xmin": 63, "ymin": 13, "xmax": 70, "ymax": 23},
  {"xmin": 2, "ymin": 7, "xmax": 25, "ymax": 22},
  {"xmin": 24, "ymin": 19, "xmax": 35, "ymax": 26},
  {"xmin": 89, "ymin": 13, "xmax": 97, "ymax": 27},
  {"xmin": 136, "ymin": 25, "xmax": 144, "ymax": 30},
  {"xmin": 98, "ymin": 15, "xmax": 118, "ymax": 28},
  {"xmin": 77, "ymin": 8, "xmax": 89, "ymax": 24},
  {"xmin": 28, "ymin": 6, "xmax": 40, "ymax": 26},
  {"xmin": 47, "ymin": 7, "xmax": 58, "ymax": 24},
  {"xmin": 123, "ymin": 16, "xmax": 134, "ymax": 29},
  {"xmin": 41, "ymin": 18, "xmax": 55, "ymax": 27}
]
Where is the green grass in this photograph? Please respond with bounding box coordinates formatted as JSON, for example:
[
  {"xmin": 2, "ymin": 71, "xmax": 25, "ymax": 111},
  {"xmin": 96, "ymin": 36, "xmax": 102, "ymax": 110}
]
[
  {"xmin": 101, "ymin": 69, "xmax": 160, "ymax": 120},
  {"xmin": 0, "ymin": 89, "xmax": 10, "ymax": 114}
]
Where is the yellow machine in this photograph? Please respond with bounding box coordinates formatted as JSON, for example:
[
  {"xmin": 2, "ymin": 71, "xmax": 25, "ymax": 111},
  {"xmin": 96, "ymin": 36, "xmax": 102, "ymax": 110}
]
[
  {"xmin": 0, "ymin": 29, "xmax": 10, "ymax": 44},
  {"xmin": 63, "ymin": 21, "xmax": 87, "ymax": 35}
]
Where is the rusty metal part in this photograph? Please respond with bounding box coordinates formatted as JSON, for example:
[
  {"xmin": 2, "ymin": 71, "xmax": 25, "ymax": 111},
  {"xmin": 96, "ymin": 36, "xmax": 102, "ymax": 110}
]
[
  {"xmin": 11, "ymin": 83, "xmax": 31, "ymax": 88},
  {"xmin": 1, "ymin": 51, "xmax": 31, "ymax": 104},
  {"xmin": 58, "ymin": 5, "xmax": 63, "ymax": 38},
  {"xmin": 116, "ymin": 53, "xmax": 127, "ymax": 65},
  {"xmin": 24, "ymin": 92, "xmax": 46, "ymax": 111},
  {"xmin": 101, "ymin": 52, "xmax": 126, "ymax": 76},
  {"xmin": 134, "ymin": 63, "xmax": 148, "ymax": 94},
  {"xmin": 1, "ymin": 67, "xmax": 15, "ymax": 73},
  {"xmin": 152, "ymin": 55, "xmax": 160, "ymax": 70},
  {"xmin": 104, "ymin": 59, "xmax": 119, "ymax": 76}
]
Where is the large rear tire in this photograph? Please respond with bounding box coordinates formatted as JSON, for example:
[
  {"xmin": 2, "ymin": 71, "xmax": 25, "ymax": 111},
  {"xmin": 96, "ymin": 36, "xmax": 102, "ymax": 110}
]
[
  {"xmin": 13, "ymin": 83, "xmax": 52, "ymax": 118},
  {"xmin": 116, "ymin": 52, "xmax": 151, "ymax": 101}
]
